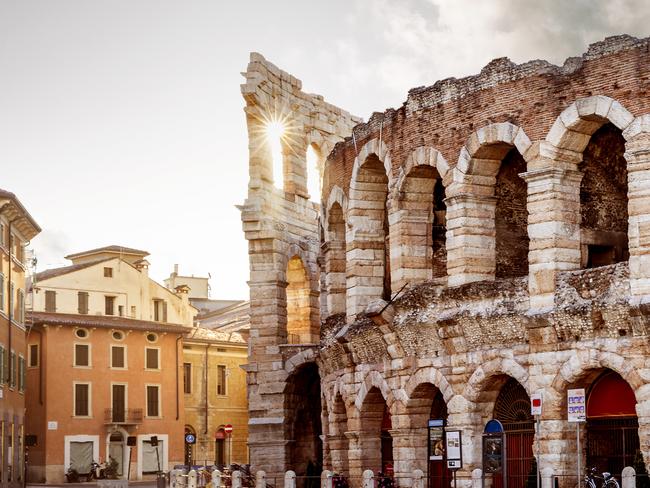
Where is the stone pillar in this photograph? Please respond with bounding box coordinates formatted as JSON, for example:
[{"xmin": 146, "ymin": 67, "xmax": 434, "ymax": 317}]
[
  {"xmin": 256, "ymin": 471, "xmax": 266, "ymax": 488},
  {"xmin": 323, "ymin": 240, "xmax": 347, "ymax": 316},
  {"xmin": 412, "ymin": 470, "xmax": 424, "ymax": 488},
  {"xmin": 322, "ymin": 471, "xmax": 333, "ymax": 488},
  {"xmin": 345, "ymin": 432, "xmax": 363, "ymax": 485},
  {"xmin": 346, "ymin": 222, "xmax": 387, "ymax": 316},
  {"xmin": 362, "ymin": 470, "xmax": 374, "ymax": 488},
  {"xmin": 622, "ymin": 467, "xmax": 635, "ymax": 488},
  {"xmin": 390, "ymin": 428, "xmax": 420, "ymax": 487},
  {"xmin": 283, "ymin": 135, "xmax": 309, "ymax": 199},
  {"xmin": 624, "ymin": 121, "xmax": 650, "ymax": 297},
  {"xmin": 522, "ymin": 143, "xmax": 583, "ymax": 309},
  {"xmin": 446, "ymin": 397, "xmax": 483, "ymax": 483},
  {"xmin": 389, "ymin": 205, "xmax": 432, "ymax": 290},
  {"xmin": 285, "ymin": 471, "xmax": 297, "ymax": 488},
  {"xmin": 328, "ymin": 434, "xmax": 350, "ymax": 476},
  {"xmin": 445, "ymin": 194, "xmax": 496, "ymax": 286}
]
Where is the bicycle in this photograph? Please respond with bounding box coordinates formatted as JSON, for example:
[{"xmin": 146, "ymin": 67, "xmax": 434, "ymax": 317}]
[{"xmin": 583, "ymin": 467, "xmax": 620, "ymax": 488}]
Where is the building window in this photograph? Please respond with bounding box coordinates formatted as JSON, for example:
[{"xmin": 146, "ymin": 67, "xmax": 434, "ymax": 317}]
[
  {"xmin": 28, "ymin": 344, "xmax": 38, "ymax": 368},
  {"xmin": 104, "ymin": 267, "xmax": 113, "ymax": 278},
  {"xmin": 145, "ymin": 348, "xmax": 159, "ymax": 370},
  {"xmin": 17, "ymin": 290, "xmax": 24, "ymax": 324},
  {"xmin": 74, "ymin": 383, "xmax": 91, "ymax": 417},
  {"xmin": 0, "ymin": 345, "xmax": 5, "ymax": 385},
  {"xmin": 0, "ymin": 224, "xmax": 4, "ymax": 248},
  {"xmin": 146, "ymin": 333, "xmax": 158, "ymax": 343},
  {"xmin": 183, "ymin": 363, "xmax": 192, "ymax": 394},
  {"xmin": 153, "ymin": 300, "xmax": 167, "ymax": 322},
  {"xmin": 0, "ymin": 274, "xmax": 4, "ymax": 311},
  {"xmin": 75, "ymin": 328, "xmax": 88, "ymax": 339},
  {"xmin": 118, "ymin": 305, "xmax": 124, "ymax": 317},
  {"xmin": 18, "ymin": 357, "xmax": 25, "ymax": 392},
  {"xmin": 45, "ymin": 290, "xmax": 56, "ymax": 313},
  {"xmin": 146, "ymin": 385, "xmax": 160, "ymax": 417},
  {"xmin": 10, "ymin": 351, "xmax": 16, "ymax": 388},
  {"xmin": 130, "ymin": 305, "xmax": 136, "ymax": 318},
  {"xmin": 112, "ymin": 331, "xmax": 124, "ymax": 341},
  {"xmin": 105, "ymin": 296, "xmax": 115, "ymax": 316},
  {"xmin": 77, "ymin": 292, "xmax": 89, "ymax": 314},
  {"xmin": 217, "ymin": 365, "xmax": 227, "ymax": 396},
  {"xmin": 111, "ymin": 346, "xmax": 126, "ymax": 369},
  {"xmin": 74, "ymin": 344, "xmax": 90, "ymax": 367}
]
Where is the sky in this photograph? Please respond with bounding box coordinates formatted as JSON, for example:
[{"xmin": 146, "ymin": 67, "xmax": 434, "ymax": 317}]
[{"xmin": 1, "ymin": 0, "xmax": 648, "ymax": 300}]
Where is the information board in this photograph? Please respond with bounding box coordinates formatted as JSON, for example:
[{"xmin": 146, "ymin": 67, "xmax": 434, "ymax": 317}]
[
  {"xmin": 445, "ymin": 430, "xmax": 462, "ymax": 469},
  {"xmin": 567, "ymin": 388, "xmax": 586, "ymax": 422},
  {"xmin": 428, "ymin": 419, "xmax": 445, "ymax": 460}
]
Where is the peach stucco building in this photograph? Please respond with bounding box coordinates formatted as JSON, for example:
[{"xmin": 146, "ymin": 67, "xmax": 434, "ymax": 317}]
[
  {"xmin": 25, "ymin": 246, "xmax": 196, "ymax": 483},
  {"xmin": 0, "ymin": 190, "xmax": 40, "ymax": 488}
]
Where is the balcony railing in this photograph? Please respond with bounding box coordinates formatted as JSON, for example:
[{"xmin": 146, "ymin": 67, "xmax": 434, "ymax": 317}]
[{"xmin": 104, "ymin": 408, "xmax": 143, "ymax": 425}]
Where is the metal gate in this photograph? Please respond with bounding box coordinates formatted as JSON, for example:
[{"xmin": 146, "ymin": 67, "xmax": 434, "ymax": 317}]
[{"xmin": 587, "ymin": 417, "xmax": 639, "ymax": 477}]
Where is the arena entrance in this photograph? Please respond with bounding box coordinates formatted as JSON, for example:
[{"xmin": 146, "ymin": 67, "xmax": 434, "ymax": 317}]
[
  {"xmin": 286, "ymin": 363, "xmax": 323, "ymax": 480},
  {"xmin": 586, "ymin": 371, "xmax": 640, "ymax": 477},
  {"xmin": 493, "ymin": 378, "xmax": 535, "ymax": 488},
  {"xmin": 428, "ymin": 391, "xmax": 450, "ymax": 488}
]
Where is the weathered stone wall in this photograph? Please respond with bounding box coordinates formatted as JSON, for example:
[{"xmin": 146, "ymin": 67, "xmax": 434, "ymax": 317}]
[{"xmin": 241, "ymin": 35, "xmax": 650, "ymax": 486}]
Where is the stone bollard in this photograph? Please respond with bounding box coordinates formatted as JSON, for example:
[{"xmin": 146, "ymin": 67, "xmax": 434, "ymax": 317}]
[
  {"xmin": 412, "ymin": 469, "xmax": 424, "ymax": 488},
  {"xmin": 212, "ymin": 470, "xmax": 222, "ymax": 488},
  {"xmin": 256, "ymin": 470, "xmax": 267, "ymax": 488},
  {"xmin": 321, "ymin": 470, "xmax": 333, "ymax": 488},
  {"xmin": 540, "ymin": 467, "xmax": 553, "ymax": 488},
  {"xmin": 189, "ymin": 470, "xmax": 198, "ymax": 488},
  {"xmin": 233, "ymin": 470, "xmax": 243, "ymax": 488},
  {"xmin": 622, "ymin": 466, "xmax": 636, "ymax": 488},
  {"xmin": 362, "ymin": 470, "xmax": 374, "ymax": 488},
  {"xmin": 285, "ymin": 470, "xmax": 297, "ymax": 488},
  {"xmin": 170, "ymin": 469, "xmax": 180, "ymax": 488},
  {"xmin": 472, "ymin": 469, "xmax": 482, "ymax": 488}
]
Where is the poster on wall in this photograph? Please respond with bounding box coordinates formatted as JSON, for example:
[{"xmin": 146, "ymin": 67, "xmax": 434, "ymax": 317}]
[
  {"xmin": 482, "ymin": 435, "xmax": 504, "ymax": 473},
  {"xmin": 445, "ymin": 430, "xmax": 463, "ymax": 469},
  {"xmin": 428, "ymin": 419, "xmax": 445, "ymax": 460}
]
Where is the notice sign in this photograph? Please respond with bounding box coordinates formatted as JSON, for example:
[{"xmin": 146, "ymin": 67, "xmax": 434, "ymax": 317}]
[
  {"xmin": 568, "ymin": 388, "xmax": 586, "ymax": 422},
  {"xmin": 445, "ymin": 430, "xmax": 463, "ymax": 470},
  {"xmin": 531, "ymin": 393, "xmax": 543, "ymax": 416},
  {"xmin": 428, "ymin": 419, "xmax": 445, "ymax": 460}
]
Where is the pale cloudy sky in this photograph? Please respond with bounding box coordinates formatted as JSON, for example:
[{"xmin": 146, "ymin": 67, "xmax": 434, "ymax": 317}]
[{"xmin": 0, "ymin": 0, "xmax": 648, "ymax": 299}]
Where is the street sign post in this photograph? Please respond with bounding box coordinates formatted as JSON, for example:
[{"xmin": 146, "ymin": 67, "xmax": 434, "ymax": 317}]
[
  {"xmin": 531, "ymin": 392, "xmax": 543, "ymax": 488},
  {"xmin": 568, "ymin": 388, "xmax": 586, "ymax": 485}
]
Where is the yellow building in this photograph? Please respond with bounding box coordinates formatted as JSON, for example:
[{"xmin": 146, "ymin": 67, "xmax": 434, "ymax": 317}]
[{"xmin": 182, "ymin": 327, "xmax": 248, "ymax": 467}]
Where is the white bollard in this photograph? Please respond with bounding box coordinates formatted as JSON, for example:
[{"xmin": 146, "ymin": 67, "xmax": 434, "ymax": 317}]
[
  {"xmin": 362, "ymin": 470, "xmax": 374, "ymax": 488},
  {"xmin": 472, "ymin": 469, "xmax": 482, "ymax": 488},
  {"xmin": 541, "ymin": 467, "xmax": 553, "ymax": 488},
  {"xmin": 256, "ymin": 470, "xmax": 267, "ymax": 488},
  {"xmin": 212, "ymin": 470, "xmax": 222, "ymax": 488},
  {"xmin": 189, "ymin": 470, "xmax": 198, "ymax": 488},
  {"xmin": 232, "ymin": 470, "xmax": 243, "ymax": 488},
  {"xmin": 321, "ymin": 470, "xmax": 333, "ymax": 488},
  {"xmin": 622, "ymin": 466, "xmax": 636, "ymax": 488},
  {"xmin": 413, "ymin": 469, "xmax": 424, "ymax": 488},
  {"xmin": 170, "ymin": 469, "xmax": 180, "ymax": 488},
  {"xmin": 285, "ymin": 471, "xmax": 297, "ymax": 488}
]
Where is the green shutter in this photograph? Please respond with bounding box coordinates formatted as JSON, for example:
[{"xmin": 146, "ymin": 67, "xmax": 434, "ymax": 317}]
[{"xmin": 0, "ymin": 346, "xmax": 5, "ymax": 385}]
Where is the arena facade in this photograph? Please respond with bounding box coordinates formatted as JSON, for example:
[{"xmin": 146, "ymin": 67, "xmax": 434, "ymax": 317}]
[{"xmin": 239, "ymin": 35, "xmax": 650, "ymax": 487}]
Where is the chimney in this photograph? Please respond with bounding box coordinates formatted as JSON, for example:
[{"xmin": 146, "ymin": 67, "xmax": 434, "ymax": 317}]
[{"xmin": 173, "ymin": 264, "xmax": 179, "ymax": 276}]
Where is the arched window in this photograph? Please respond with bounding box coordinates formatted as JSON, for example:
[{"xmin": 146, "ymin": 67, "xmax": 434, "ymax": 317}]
[{"xmin": 286, "ymin": 256, "xmax": 314, "ymax": 344}]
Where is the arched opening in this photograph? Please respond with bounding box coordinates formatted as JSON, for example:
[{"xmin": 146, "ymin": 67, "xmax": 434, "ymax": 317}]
[
  {"xmin": 184, "ymin": 425, "xmax": 196, "ymax": 466},
  {"xmin": 307, "ymin": 144, "xmax": 322, "ymax": 203},
  {"xmin": 286, "ymin": 255, "xmax": 312, "ymax": 344},
  {"xmin": 580, "ymin": 123, "xmax": 629, "ymax": 268},
  {"xmin": 396, "ymin": 165, "xmax": 447, "ymax": 286},
  {"xmin": 495, "ymin": 148, "xmax": 529, "ymax": 278},
  {"xmin": 266, "ymin": 120, "xmax": 285, "ymax": 190},
  {"xmin": 286, "ymin": 363, "xmax": 323, "ymax": 479},
  {"xmin": 214, "ymin": 428, "xmax": 227, "ymax": 467},
  {"xmin": 326, "ymin": 202, "xmax": 347, "ymax": 316},
  {"xmin": 107, "ymin": 430, "xmax": 126, "ymax": 477},
  {"xmin": 586, "ymin": 370, "xmax": 640, "ymax": 477},
  {"xmin": 330, "ymin": 394, "xmax": 349, "ymax": 476},
  {"xmin": 492, "ymin": 378, "xmax": 534, "ymax": 488},
  {"xmin": 359, "ymin": 387, "xmax": 392, "ymax": 475},
  {"xmin": 348, "ymin": 153, "xmax": 390, "ymax": 314},
  {"xmin": 407, "ymin": 384, "xmax": 450, "ymax": 487}
]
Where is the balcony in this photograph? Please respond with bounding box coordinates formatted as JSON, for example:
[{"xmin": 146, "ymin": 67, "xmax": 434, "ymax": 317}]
[{"xmin": 104, "ymin": 408, "xmax": 143, "ymax": 425}]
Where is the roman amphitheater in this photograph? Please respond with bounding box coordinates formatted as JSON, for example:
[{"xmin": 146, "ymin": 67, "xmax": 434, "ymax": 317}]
[{"xmin": 239, "ymin": 35, "xmax": 650, "ymax": 487}]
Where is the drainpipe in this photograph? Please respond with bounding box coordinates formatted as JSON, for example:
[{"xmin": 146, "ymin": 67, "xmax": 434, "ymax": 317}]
[
  {"xmin": 176, "ymin": 334, "xmax": 182, "ymax": 420},
  {"xmin": 204, "ymin": 344, "xmax": 209, "ymax": 435},
  {"xmin": 7, "ymin": 220, "xmax": 13, "ymax": 384}
]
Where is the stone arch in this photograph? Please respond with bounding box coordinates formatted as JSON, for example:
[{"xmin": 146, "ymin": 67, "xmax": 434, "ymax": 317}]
[
  {"xmin": 545, "ymin": 96, "xmax": 634, "ymax": 270},
  {"xmin": 403, "ymin": 367, "xmax": 454, "ymax": 405},
  {"xmin": 447, "ymin": 123, "xmax": 533, "ymax": 285},
  {"xmin": 355, "ymin": 370, "xmax": 395, "ymax": 413},
  {"xmin": 285, "ymin": 252, "xmax": 319, "ymax": 344},
  {"xmin": 323, "ymin": 186, "xmax": 348, "ymax": 316},
  {"xmin": 347, "ymin": 139, "xmax": 393, "ymax": 316},
  {"xmin": 463, "ymin": 357, "xmax": 530, "ymax": 404},
  {"xmin": 391, "ymin": 147, "xmax": 450, "ymax": 287},
  {"xmin": 284, "ymin": 348, "xmax": 318, "ymax": 377}
]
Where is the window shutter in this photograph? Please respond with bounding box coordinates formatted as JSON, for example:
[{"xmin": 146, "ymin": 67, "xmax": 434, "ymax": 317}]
[
  {"xmin": 29, "ymin": 344, "xmax": 38, "ymax": 368},
  {"xmin": 146, "ymin": 386, "xmax": 159, "ymax": 417},
  {"xmin": 18, "ymin": 357, "xmax": 24, "ymax": 391},
  {"xmin": 146, "ymin": 348, "xmax": 158, "ymax": 369},
  {"xmin": 78, "ymin": 292, "xmax": 88, "ymax": 315},
  {"xmin": 111, "ymin": 346, "xmax": 124, "ymax": 368},
  {"xmin": 162, "ymin": 301, "xmax": 167, "ymax": 322},
  {"xmin": 75, "ymin": 345, "xmax": 89, "ymax": 367},
  {"xmin": 45, "ymin": 290, "xmax": 56, "ymax": 313},
  {"xmin": 11, "ymin": 352, "xmax": 16, "ymax": 387},
  {"xmin": 75, "ymin": 384, "xmax": 89, "ymax": 416},
  {"xmin": 0, "ymin": 275, "xmax": 4, "ymax": 311},
  {"xmin": 0, "ymin": 346, "xmax": 5, "ymax": 384}
]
